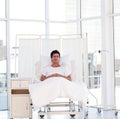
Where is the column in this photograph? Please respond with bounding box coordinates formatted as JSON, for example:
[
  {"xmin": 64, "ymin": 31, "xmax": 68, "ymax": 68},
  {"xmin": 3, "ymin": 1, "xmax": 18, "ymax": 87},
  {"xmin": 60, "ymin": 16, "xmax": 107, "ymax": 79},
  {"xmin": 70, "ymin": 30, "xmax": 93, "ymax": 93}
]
[{"xmin": 101, "ymin": 0, "xmax": 115, "ymax": 107}]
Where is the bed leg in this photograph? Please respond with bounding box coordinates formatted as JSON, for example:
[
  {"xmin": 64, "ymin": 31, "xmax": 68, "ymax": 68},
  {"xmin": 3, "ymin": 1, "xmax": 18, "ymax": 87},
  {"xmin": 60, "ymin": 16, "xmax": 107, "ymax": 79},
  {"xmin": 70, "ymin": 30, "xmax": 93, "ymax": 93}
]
[
  {"xmin": 69, "ymin": 101, "xmax": 75, "ymax": 112},
  {"xmin": 97, "ymin": 108, "xmax": 101, "ymax": 113},
  {"xmin": 115, "ymin": 111, "xmax": 118, "ymax": 116}
]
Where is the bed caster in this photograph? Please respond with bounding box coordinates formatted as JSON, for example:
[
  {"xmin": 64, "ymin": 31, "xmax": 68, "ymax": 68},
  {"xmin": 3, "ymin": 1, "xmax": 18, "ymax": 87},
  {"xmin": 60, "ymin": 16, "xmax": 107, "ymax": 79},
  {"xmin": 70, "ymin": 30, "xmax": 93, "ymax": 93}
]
[
  {"xmin": 47, "ymin": 107, "xmax": 51, "ymax": 111},
  {"xmin": 39, "ymin": 115, "xmax": 44, "ymax": 118},
  {"xmin": 84, "ymin": 113, "xmax": 88, "ymax": 119},
  {"xmin": 30, "ymin": 103, "xmax": 33, "ymax": 106},
  {"xmin": 85, "ymin": 111, "xmax": 88, "ymax": 117},
  {"xmin": 70, "ymin": 114, "xmax": 75, "ymax": 118},
  {"xmin": 97, "ymin": 108, "xmax": 101, "ymax": 113},
  {"xmin": 115, "ymin": 111, "xmax": 118, "ymax": 116},
  {"xmin": 78, "ymin": 108, "xmax": 81, "ymax": 112}
]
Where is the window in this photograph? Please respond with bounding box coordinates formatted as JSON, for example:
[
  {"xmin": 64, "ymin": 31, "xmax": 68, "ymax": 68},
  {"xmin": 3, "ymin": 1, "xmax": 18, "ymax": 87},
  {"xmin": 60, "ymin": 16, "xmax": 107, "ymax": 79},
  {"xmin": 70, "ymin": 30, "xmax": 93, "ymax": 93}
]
[
  {"xmin": 0, "ymin": 0, "xmax": 5, "ymax": 18},
  {"xmin": 114, "ymin": 16, "xmax": 120, "ymax": 108},
  {"xmin": 10, "ymin": 21, "xmax": 45, "ymax": 77},
  {"xmin": 114, "ymin": 0, "xmax": 120, "ymax": 13},
  {"xmin": 82, "ymin": 20, "xmax": 101, "ymax": 52},
  {"xmin": 0, "ymin": 21, "xmax": 7, "ymax": 110},
  {"xmin": 49, "ymin": 0, "xmax": 66, "ymax": 21},
  {"xmin": 81, "ymin": 0, "xmax": 101, "ymax": 18},
  {"xmin": 49, "ymin": 23, "xmax": 77, "ymax": 34},
  {"xmin": 82, "ymin": 19, "xmax": 101, "ymax": 105},
  {"xmin": 10, "ymin": 0, "xmax": 45, "ymax": 20},
  {"xmin": 49, "ymin": 0, "xmax": 77, "ymax": 21}
]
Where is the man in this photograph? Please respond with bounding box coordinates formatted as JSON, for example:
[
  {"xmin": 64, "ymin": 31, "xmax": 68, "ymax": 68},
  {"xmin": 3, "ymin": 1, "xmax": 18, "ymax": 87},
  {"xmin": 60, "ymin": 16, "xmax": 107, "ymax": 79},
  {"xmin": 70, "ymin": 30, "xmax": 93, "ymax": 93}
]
[
  {"xmin": 40, "ymin": 50, "xmax": 71, "ymax": 81},
  {"xmin": 29, "ymin": 50, "xmax": 88, "ymax": 108}
]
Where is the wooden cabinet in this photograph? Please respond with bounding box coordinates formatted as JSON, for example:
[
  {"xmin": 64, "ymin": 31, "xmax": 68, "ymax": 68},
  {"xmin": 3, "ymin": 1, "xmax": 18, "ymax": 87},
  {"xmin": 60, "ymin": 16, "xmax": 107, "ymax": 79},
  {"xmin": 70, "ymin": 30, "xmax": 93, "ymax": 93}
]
[{"xmin": 10, "ymin": 79, "xmax": 32, "ymax": 119}]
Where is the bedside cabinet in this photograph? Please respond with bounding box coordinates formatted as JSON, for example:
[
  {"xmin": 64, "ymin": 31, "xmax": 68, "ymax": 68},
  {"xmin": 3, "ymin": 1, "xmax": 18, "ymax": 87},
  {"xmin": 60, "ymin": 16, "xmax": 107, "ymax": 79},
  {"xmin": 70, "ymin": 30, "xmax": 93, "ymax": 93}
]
[{"xmin": 10, "ymin": 79, "xmax": 32, "ymax": 119}]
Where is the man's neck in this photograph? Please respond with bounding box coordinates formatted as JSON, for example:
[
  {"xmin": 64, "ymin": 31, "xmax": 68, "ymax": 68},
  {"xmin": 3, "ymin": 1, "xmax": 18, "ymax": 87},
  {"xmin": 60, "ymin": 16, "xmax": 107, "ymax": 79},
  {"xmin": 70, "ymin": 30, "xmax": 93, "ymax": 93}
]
[{"xmin": 51, "ymin": 63, "xmax": 60, "ymax": 67}]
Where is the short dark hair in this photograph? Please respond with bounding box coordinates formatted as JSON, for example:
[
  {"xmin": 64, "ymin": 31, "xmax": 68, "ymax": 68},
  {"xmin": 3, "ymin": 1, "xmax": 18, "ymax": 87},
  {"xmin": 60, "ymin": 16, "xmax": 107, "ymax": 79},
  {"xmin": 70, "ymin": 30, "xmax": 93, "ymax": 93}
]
[{"xmin": 50, "ymin": 50, "xmax": 60, "ymax": 58}]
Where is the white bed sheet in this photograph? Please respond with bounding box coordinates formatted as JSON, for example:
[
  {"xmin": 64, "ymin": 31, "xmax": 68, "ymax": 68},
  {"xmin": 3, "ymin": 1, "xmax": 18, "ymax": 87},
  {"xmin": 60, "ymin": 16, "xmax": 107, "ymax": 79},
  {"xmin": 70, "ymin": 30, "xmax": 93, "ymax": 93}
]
[{"xmin": 29, "ymin": 77, "xmax": 88, "ymax": 109}]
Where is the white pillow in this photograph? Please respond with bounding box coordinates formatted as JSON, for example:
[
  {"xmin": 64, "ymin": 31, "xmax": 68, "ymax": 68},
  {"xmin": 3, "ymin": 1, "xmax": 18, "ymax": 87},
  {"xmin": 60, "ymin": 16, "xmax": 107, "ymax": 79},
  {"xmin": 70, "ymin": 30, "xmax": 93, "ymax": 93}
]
[
  {"xmin": 34, "ymin": 56, "xmax": 51, "ymax": 82},
  {"xmin": 60, "ymin": 55, "xmax": 72, "ymax": 66},
  {"xmin": 40, "ymin": 56, "xmax": 51, "ymax": 68}
]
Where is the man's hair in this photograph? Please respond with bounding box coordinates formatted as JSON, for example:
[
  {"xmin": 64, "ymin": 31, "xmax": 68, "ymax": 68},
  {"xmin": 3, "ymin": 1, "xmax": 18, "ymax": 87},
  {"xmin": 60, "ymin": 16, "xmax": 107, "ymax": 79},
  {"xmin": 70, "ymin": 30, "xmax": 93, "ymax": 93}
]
[{"xmin": 50, "ymin": 50, "xmax": 60, "ymax": 58}]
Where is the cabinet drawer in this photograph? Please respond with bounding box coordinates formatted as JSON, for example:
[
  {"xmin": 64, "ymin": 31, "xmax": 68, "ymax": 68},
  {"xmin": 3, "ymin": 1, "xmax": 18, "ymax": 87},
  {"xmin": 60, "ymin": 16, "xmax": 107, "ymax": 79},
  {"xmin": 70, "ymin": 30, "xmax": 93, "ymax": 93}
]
[
  {"xmin": 11, "ymin": 80, "xmax": 20, "ymax": 88},
  {"xmin": 20, "ymin": 80, "xmax": 29, "ymax": 88},
  {"xmin": 11, "ymin": 80, "xmax": 30, "ymax": 89}
]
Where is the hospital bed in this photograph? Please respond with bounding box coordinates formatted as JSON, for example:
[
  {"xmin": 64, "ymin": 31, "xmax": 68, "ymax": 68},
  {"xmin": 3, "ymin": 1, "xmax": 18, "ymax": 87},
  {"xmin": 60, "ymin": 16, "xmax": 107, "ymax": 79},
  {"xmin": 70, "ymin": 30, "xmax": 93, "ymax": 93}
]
[
  {"xmin": 13, "ymin": 34, "xmax": 120, "ymax": 119},
  {"xmin": 17, "ymin": 34, "xmax": 94, "ymax": 118},
  {"xmin": 29, "ymin": 55, "xmax": 89, "ymax": 119}
]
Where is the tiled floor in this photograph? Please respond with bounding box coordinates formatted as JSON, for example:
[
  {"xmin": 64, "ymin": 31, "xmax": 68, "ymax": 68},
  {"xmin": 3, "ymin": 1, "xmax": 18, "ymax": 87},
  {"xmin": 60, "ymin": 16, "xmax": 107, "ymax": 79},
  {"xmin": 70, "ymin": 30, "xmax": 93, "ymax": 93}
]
[{"xmin": 0, "ymin": 107, "xmax": 120, "ymax": 119}]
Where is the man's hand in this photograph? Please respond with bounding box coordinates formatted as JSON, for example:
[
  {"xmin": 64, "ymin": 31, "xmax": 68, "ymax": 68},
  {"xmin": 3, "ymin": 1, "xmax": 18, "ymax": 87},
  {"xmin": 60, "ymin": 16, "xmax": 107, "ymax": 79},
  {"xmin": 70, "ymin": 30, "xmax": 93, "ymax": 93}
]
[
  {"xmin": 40, "ymin": 73, "xmax": 71, "ymax": 81},
  {"xmin": 49, "ymin": 73, "xmax": 71, "ymax": 81}
]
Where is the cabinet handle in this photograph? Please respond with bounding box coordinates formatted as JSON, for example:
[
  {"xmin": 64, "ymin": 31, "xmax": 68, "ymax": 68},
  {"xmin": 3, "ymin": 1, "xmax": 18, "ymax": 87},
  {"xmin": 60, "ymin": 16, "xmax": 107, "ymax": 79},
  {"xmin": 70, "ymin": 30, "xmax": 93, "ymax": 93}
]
[
  {"xmin": 19, "ymin": 83, "xmax": 21, "ymax": 87},
  {"xmin": 26, "ymin": 103, "xmax": 28, "ymax": 110}
]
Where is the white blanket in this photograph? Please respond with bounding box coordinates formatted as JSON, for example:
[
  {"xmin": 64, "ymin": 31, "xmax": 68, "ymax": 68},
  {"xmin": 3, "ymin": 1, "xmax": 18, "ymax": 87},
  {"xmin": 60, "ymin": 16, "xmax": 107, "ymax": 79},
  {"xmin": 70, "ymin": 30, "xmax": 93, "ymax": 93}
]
[{"xmin": 29, "ymin": 77, "xmax": 88, "ymax": 109}]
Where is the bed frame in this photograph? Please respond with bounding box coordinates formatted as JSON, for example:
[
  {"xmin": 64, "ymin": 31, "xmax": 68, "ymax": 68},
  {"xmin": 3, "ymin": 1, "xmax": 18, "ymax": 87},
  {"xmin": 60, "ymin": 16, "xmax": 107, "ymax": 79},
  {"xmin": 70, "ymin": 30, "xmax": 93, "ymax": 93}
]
[{"xmin": 16, "ymin": 34, "xmax": 90, "ymax": 118}]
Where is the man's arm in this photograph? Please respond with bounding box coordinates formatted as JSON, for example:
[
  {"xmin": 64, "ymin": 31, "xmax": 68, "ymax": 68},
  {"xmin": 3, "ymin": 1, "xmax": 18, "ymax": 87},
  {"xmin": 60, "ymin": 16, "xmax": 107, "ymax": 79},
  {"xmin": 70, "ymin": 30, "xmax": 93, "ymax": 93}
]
[
  {"xmin": 40, "ymin": 73, "xmax": 60, "ymax": 81},
  {"xmin": 66, "ymin": 75, "xmax": 71, "ymax": 81},
  {"xmin": 51, "ymin": 73, "xmax": 71, "ymax": 81},
  {"xmin": 40, "ymin": 74, "xmax": 46, "ymax": 81},
  {"xmin": 40, "ymin": 73, "xmax": 72, "ymax": 81}
]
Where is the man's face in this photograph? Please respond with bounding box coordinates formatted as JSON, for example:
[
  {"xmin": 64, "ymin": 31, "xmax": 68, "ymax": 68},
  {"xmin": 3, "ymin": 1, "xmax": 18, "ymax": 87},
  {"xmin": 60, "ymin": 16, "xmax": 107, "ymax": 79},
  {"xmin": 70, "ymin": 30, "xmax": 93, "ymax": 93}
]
[{"xmin": 51, "ymin": 53, "xmax": 60, "ymax": 64}]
